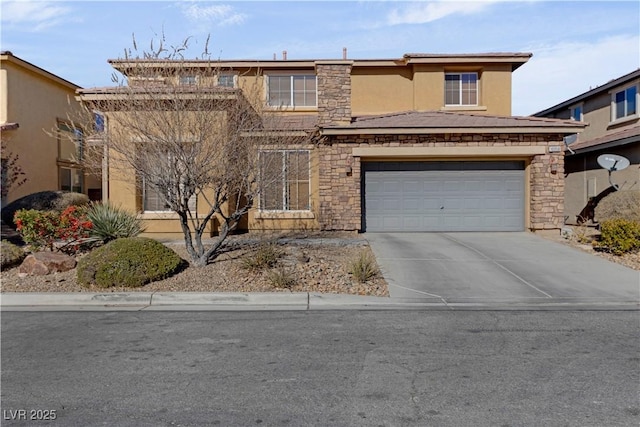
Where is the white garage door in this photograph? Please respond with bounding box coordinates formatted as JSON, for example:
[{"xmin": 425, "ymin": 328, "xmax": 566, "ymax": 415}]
[{"xmin": 363, "ymin": 161, "xmax": 525, "ymax": 232}]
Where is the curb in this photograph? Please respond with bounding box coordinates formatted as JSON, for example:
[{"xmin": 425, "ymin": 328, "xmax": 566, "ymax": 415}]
[
  {"xmin": 1, "ymin": 292, "xmax": 638, "ymax": 311},
  {"xmin": 0, "ymin": 292, "xmax": 426, "ymax": 311}
]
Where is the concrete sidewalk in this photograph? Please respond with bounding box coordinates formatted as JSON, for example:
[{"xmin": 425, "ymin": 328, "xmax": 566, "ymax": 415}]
[{"xmin": 2, "ymin": 291, "xmax": 638, "ymax": 311}]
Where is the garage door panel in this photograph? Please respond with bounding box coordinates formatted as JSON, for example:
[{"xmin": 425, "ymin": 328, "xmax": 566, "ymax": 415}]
[
  {"xmin": 403, "ymin": 197, "xmax": 422, "ymax": 210},
  {"xmin": 423, "ymin": 198, "xmax": 442, "ymax": 209},
  {"xmin": 364, "ymin": 161, "xmax": 524, "ymax": 232}
]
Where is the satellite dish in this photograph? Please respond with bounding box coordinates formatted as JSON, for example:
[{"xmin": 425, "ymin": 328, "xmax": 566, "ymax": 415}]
[
  {"xmin": 597, "ymin": 154, "xmax": 630, "ymax": 190},
  {"xmin": 597, "ymin": 154, "xmax": 630, "ymax": 171},
  {"xmin": 563, "ymin": 134, "xmax": 578, "ymax": 154}
]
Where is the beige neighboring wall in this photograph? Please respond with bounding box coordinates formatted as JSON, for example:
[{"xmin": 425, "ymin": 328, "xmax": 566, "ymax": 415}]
[{"xmin": 1, "ymin": 52, "xmax": 100, "ymax": 203}]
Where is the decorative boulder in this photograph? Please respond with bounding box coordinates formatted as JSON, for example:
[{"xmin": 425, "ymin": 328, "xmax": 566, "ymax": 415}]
[{"xmin": 19, "ymin": 252, "xmax": 76, "ymax": 275}]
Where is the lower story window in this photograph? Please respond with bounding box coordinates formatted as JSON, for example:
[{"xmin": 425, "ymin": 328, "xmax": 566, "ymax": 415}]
[
  {"xmin": 142, "ymin": 178, "xmax": 196, "ymax": 212},
  {"xmin": 60, "ymin": 167, "xmax": 83, "ymax": 193},
  {"xmin": 143, "ymin": 178, "xmax": 171, "ymax": 212},
  {"xmin": 260, "ymin": 150, "xmax": 310, "ymax": 211}
]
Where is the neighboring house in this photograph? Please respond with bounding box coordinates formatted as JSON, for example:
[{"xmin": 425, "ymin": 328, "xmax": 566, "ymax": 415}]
[
  {"xmin": 0, "ymin": 51, "xmax": 102, "ymax": 206},
  {"xmin": 78, "ymin": 52, "xmax": 584, "ymax": 237},
  {"xmin": 534, "ymin": 69, "xmax": 640, "ymax": 224}
]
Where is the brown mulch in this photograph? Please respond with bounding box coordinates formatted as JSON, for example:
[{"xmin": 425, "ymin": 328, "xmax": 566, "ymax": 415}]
[{"xmin": 0, "ymin": 234, "xmax": 389, "ymax": 296}]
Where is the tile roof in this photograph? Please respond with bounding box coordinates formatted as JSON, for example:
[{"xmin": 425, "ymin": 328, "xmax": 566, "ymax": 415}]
[
  {"xmin": 568, "ymin": 124, "xmax": 640, "ymax": 153},
  {"xmin": 77, "ymin": 86, "xmax": 237, "ymax": 95},
  {"xmin": 325, "ymin": 110, "xmax": 583, "ymax": 130},
  {"xmin": 403, "ymin": 52, "xmax": 532, "ymax": 59}
]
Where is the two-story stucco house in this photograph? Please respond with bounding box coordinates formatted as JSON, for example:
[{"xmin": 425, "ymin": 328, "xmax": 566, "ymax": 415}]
[
  {"xmin": 0, "ymin": 51, "xmax": 102, "ymax": 206},
  {"xmin": 78, "ymin": 52, "xmax": 585, "ymax": 237},
  {"xmin": 534, "ymin": 69, "xmax": 640, "ymax": 224}
]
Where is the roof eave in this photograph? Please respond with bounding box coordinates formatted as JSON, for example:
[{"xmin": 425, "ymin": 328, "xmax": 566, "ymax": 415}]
[
  {"xmin": 321, "ymin": 126, "xmax": 585, "ymax": 136},
  {"xmin": 568, "ymin": 134, "xmax": 640, "ymax": 155}
]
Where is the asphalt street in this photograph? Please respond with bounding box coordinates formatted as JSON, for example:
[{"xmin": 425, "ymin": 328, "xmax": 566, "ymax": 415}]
[{"xmin": 1, "ymin": 310, "xmax": 638, "ymax": 426}]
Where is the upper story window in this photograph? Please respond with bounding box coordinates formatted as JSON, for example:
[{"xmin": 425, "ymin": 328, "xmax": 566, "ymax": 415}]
[
  {"xmin": 570, "ymin": 104, "xmax": 583, "ymax": 121},
  {"xmin": 57, "ymin": 121, "xmax": 84, "ymax": 162},
  {"xmin": 179, "ymin": 75, "xmax": 198, "ymax": 86},
  {"xmin": 445, "ymin": 72, "xmax": 478, "ymax": 106},
  {"xmin": 612, "ymin": 84, "xmax": 637, "ymax": 121},
  {"xmin": 217, "ymin": 74, "xmax": 235, "ymax": 88},
  {"xmin": 94, "ymin": 112, "xmax": 105, "ymax": 132},
  {"xmin": 267, "ymin": 75, "xmax": 317, "ymax": 107}
]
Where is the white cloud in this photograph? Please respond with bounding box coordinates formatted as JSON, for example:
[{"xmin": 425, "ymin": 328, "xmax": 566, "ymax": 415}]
[
  {"xmin": 1, "ymin": 0, "xmax": 72, "ymax": 31},
  {"xmin": 513, "ymin": 34, "xmax": 640, "ymax": 116},
  {"xmin": 177, "ymin": 1, "xmax": 246, "ymax": 27},
  {"xmin": 387, "ymin": 0, "xmax": 498, "ymax": 25}
]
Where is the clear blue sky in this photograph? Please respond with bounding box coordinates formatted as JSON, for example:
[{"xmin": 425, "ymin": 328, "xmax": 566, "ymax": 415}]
[{"xmin": 2, "ymin": 0, "xmax": 639, "ymax": 115}]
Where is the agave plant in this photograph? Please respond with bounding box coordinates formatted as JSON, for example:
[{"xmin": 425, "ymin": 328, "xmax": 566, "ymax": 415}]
[{"xmin": 86, "ymin": 202, "xmax": 145, "ymax": 243}]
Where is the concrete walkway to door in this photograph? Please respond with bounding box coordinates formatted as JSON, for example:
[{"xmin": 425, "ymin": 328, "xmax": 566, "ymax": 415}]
[{"xmin": 366, "ymin": 232, "xmax": 640, "ymax": 308}]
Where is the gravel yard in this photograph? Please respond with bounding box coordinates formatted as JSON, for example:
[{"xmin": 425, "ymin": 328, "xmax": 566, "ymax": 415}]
[
  {"xmin": 0, "ymin": 233, "xmax": 389, "ymax": 296},
  {"xmin": 2, "ymin": 228, "xmax": 638, "ymax": 296},
  {"xmin": 537, "ymin": 227, "xmax": 640, "ymax": 271}
]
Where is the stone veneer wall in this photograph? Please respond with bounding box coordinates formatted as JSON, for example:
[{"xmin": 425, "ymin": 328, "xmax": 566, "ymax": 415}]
[
  {"xmin": 316, "ymin": 62, "xmax": 352, "ymax": 126},
  {"xmin": 317, "ymin": 133, "xmax": 566, "ymax": 231}
]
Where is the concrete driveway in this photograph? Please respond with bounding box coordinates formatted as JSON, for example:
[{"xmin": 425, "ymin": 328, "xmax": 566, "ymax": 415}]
[{"xmin": 366, "ymin": 232, "xmax": 640, "ymax": 306}]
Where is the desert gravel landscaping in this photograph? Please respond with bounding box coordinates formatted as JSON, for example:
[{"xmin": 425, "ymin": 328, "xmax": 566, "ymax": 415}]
[
  {"xmin": 0, "ymin": 233, "xmax": 389, "ymax": 296},
  {"xmin": 2, "ymin": 229, "xmax": 638, "ymax": 296}
]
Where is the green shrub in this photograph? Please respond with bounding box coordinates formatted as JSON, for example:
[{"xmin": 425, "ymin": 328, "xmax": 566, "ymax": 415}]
[
  {"xmin": 242, "ymin": 242, "xmax": 282, "ymax": 271},
  {"xmin": 1, "ymin": 240, "xmax": 26, "ymax": 269},
  {"xmin": 86, "ymin": 203, "xmax": 144, "ymax": 243},
  {"xmin": 77, "ymin": 237, "xmax": 185, "ymax": 288},
  {"xmin": 1, "ymin": 191, "xmax": 89, "ymax": 227},
  {"xmin": 593, "ymin": 219, "xmax": 640, "ymax": 255},
  {"xmin": 595, "ymin": 190, "xmax": 640, "ymax": 223},
  {"xmin": 347, "ymin": 249, "xmax": 379, "ymax": 283},
  {"xmin": 267, "ymin": 266, "xmax": 297, "ymax": 289}
]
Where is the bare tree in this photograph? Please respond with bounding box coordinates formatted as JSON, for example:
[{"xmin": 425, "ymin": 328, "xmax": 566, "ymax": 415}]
[
  {"xmin": 77, "ymin": 37, "xmax": 310, "ymax": 266},
  {"xmin": 1, "ymin": 139, "xmax": 27, "ymax": 203}
]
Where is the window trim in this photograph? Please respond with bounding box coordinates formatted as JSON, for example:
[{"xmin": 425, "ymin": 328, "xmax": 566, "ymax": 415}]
[
  {"xmin": 444, "ymin": 72, "xmax": 479, "ymax": 107},
  {"xmin": 610, "ymin": 82, "xmax": 639, "ymax": 123},
  {"xmin": 265, "ymin": 72, "xmax": 318, "ymax": 108},
  {"xmin": 258, "ymin": 149, "xmax": 311, "ymax": 212}
]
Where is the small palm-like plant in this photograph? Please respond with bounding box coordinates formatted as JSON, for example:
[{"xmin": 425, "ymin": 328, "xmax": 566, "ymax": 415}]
[
  {"xmin": 348, "ymin": 250, "xmax": 379, "ymax": 283},
  {"xmin": 267, "ymin": 265, "xmax": 297, "ymax": 289},
  {"xmin": 86, "ymin": 203, "xmax": 145, "ymax": 243},
  {"xmin": 241, "ymin": 242, "xmax": 282, "ymax": 272}
]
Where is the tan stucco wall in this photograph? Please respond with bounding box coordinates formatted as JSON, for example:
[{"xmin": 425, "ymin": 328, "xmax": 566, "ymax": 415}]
[
  {"xmin": 351, "ymin": 63, "xmax": 514, "ymax": 116},
  {"xmin": 1, "ymin": 56, "xmax": 99, "ymax": 203}
]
